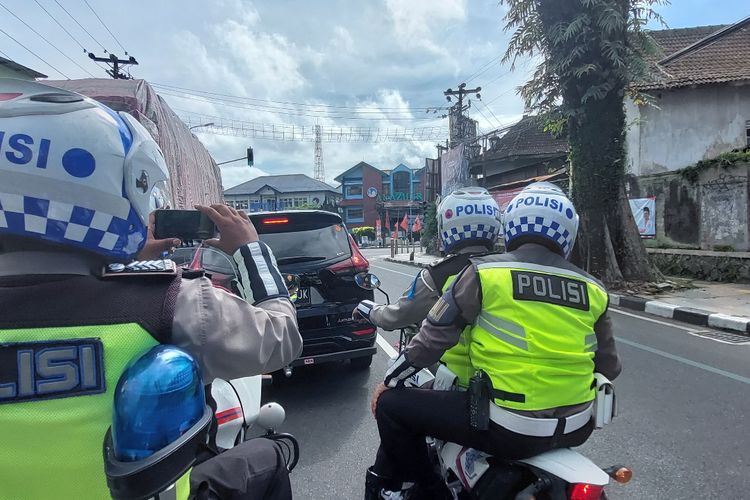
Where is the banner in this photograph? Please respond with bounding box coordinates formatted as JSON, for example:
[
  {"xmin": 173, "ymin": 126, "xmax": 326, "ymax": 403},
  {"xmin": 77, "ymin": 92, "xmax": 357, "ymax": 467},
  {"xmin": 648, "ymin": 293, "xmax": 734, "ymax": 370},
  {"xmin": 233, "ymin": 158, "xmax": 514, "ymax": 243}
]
[
  {"xmin": 628, "ymin": 197, "xmax": 656, "ymax": 238},
  {"xmin": 440, "ymin": 144, "xmax": 469, "ymax": 196},
  {"xmin": 375, "ymin": 219, "xmax": 382, "ymax": 240},
  {"xmin": 491, "ymin": 187, "xmax": 525, "ymax": 213}
]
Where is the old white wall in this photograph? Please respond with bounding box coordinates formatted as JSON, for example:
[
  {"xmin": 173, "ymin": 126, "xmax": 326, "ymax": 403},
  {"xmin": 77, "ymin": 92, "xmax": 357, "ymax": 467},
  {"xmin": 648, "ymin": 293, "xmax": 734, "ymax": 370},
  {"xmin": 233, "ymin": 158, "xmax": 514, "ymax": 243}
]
[{"xmin": 626, "ymin": 83, "xmax": 750, "ymax": 176}]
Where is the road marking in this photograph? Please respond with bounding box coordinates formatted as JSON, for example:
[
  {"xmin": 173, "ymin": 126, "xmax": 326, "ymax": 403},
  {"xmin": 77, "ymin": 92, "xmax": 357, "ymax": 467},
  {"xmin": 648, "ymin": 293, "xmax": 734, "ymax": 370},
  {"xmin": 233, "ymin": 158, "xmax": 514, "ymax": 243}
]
[
  {"xmin": 610, "ymin": 307, "xmax": 705, "ymax": 332},
  {"xmin": 616, "ymin": 337, "xmax": 750, "ymax": 385},
  {"xmin": 370, "ymin": 264, "xmax": 419, "ymax": 278},
  {"xmin": 376, "ymin": 333, "xmax": 399, "ymax": 358}
]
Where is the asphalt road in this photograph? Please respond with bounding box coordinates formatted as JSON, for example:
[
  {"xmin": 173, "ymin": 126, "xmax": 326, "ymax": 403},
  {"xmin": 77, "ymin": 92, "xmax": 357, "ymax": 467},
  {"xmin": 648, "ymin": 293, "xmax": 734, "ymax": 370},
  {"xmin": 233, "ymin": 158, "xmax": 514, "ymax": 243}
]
[{"xmin": 264, "ymin": 248, "xmax": 750, "ymax": 499}]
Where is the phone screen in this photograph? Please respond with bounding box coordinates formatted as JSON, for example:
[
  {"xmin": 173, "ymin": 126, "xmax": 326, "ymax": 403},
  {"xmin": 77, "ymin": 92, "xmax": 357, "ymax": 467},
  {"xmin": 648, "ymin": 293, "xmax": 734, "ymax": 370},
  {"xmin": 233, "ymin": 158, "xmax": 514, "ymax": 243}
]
[{"xmin": 153, "ymin": 210, "xmax": 217, "ymax": 241}]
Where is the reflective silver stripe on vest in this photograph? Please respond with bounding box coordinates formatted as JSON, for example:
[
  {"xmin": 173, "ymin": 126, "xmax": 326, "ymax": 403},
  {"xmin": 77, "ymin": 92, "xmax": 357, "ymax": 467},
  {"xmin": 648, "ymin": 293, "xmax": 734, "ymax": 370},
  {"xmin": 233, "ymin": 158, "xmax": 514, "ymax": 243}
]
[
  {"xmin": 475, "ymin": 262, "xmax": 607, "ymax": 294},
  {"xmin": 477, "ymin": 312, "xmax": 528, "ymax": 350},
  {"xmin": 585, "ymin": 333, "xmax": 598, "ymax": 352},
  {"xmin": 489, "ymin": 403, "xmax": 593, "ymax": 437}
]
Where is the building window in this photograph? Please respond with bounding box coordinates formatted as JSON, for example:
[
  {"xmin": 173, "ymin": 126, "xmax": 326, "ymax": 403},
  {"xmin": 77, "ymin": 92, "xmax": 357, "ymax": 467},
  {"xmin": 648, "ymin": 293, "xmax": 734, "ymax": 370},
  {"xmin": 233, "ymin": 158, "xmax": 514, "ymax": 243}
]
[
  {"xmin": 226, "ymin": 200, "xmax": 235, "ymax": 208},
  {"xmin": 346, "ymin": 206, "xmax": 364, "ymax": 223},
  {"xmin": 293, "ymin": 197, "xmax": 307, "ymax": 207},
  {"xmin": 392, "ymin": 171, "xmax": 410, "ymax": 196},
  {"xmin": 234, "ymin": 200, "xmax": 249, "ymax": 210},
  {"xmin": 345, "ymin": 184, "xmax": 363, "ymax": 199},
  {"xmin": 382, "ymin": 183, "xmax": 391, "ymax": 197},
  {"xmin": 746, "ymin": 120, "xmax": 750, "ymax": 147}
]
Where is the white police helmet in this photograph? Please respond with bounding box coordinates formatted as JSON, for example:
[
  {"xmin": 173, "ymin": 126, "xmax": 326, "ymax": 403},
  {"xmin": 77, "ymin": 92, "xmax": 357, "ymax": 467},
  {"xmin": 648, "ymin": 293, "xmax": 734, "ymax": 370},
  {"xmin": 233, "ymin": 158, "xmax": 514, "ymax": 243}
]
[
  {"xmin": 0, "ymin": 78, "xmax": 171, "ymax": 260},
  {"xmin": 437, "ymin": 187, "xmax": 501, "ymax": 253},
  {"xmin": 502, "ymin": 182, "xmax": 578, "ymax": 258}
]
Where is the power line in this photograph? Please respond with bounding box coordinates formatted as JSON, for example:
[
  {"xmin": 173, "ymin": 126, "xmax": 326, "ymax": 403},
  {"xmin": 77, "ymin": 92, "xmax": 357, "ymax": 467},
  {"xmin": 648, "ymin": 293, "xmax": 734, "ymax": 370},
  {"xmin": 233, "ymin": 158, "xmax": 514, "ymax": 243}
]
[
  {"xmin": 0, "ymin": 2, "xmax": 96, "ymax": 77},
  {"xmin": 82, "ymin": 0, "xmax": 128, "ymax": 55},
  {"xmin": 159, "ymin": 91, "xmax": 445, "ymax": 122},
  {"xmin": 0, "ymin": 27, "xmax": 69, "ymax": 78},
  {"xmin": 481, "ymin": 101, "xmax": 504, "ymax": 129},
  {"xmin": 465, "ymin": 53, "xmax": 503, "ymax": 83},
  {"xmin": 0, "ymin": 48, "xmax": 9, "ymax": 58},
  {"xmin": 151, "ymin": 82, "xmax": 447, "ymax": 113},
  {"xmin": 52, "ymin": 0, "xmax": 108, "ymax": 53},
  {"xmin": 33, "ymin": 0, "xmax": 85, "ymax": 51}
]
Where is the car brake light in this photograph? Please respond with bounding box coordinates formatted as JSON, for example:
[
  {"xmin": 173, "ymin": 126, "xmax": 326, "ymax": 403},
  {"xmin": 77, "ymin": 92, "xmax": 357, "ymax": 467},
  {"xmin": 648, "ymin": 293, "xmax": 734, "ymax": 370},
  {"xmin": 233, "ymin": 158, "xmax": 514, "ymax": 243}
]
[
  {"xmin": 262, "ymin": 217, "xmax": 289, "ymax": 225},
  {"xmin": 569, "ymin": 483, "xmax": 604, "ymax": 500},
  {"xmin": 352, "ymin": 327, "xmax": 376, "ymax": 336}
]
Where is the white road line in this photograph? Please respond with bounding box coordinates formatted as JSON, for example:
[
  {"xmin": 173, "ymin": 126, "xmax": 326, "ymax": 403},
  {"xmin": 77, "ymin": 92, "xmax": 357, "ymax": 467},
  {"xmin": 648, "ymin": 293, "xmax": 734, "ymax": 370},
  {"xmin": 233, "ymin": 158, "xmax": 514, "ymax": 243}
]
[
  {"xmin": 616, "ymin": 337, "xmax": 750, "ymax": 385},
  {"xmin": 685, "ymin": 331, "xmax": 750, "ymax": 345},
  {"xmin": 370, "ymin": 264, "xmax": 419, "ymax": 278},
  {"xmin": 376, "ymin": 333, "xmax": 399, "ymax": 358},
  {"xmin": 610, "ymin": 307, "xmax": 705, "ymax": 332}
]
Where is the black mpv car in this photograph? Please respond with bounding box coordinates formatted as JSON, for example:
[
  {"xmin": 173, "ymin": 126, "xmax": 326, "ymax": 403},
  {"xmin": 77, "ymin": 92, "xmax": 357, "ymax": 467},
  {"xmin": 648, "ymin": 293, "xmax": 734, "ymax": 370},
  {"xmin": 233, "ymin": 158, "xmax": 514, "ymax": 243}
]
[{"xmin": 249, "ymin": 210, "xmax": 377, "ymax": 373}]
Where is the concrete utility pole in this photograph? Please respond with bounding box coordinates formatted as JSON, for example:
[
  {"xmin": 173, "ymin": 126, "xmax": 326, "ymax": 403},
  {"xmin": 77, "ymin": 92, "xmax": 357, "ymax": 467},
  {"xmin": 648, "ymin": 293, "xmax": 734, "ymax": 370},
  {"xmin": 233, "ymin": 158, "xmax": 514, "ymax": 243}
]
[
  {"xmin": 444, "ymin": 83, "xmax": 481, "ymax": 149},
  {"xmin": 88, "ymin": 53, "xmax": 138, "ymax": 79}
]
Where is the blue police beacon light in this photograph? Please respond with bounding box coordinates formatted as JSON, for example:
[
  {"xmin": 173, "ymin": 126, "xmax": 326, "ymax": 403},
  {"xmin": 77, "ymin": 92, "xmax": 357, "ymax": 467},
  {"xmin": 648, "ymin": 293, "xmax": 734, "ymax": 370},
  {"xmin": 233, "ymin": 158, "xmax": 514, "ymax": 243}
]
[{"xmin": 104, "ymin": 345, "xmax": 212, "ymax": 499}]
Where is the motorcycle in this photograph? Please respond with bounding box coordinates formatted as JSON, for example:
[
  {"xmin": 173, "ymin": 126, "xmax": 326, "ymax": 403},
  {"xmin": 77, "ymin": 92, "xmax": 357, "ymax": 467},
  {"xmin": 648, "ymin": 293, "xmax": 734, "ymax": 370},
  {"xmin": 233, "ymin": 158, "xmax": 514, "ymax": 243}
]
[{"xmin": 354, "ymin": 272, "xmax": 631, "ymax": 500}]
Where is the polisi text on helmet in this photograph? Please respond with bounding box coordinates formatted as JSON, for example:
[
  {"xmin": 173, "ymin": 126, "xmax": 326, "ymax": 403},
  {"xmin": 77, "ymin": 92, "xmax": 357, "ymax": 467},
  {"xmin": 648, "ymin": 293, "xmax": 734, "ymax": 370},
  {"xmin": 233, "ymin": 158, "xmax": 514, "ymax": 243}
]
[
  {"xmin": 455, "ymin": 203, "xmax": 500, "ymax": 218},
  {"xmin": 0, "ymin": 130, "xmax": 96, "ymax": 178}
]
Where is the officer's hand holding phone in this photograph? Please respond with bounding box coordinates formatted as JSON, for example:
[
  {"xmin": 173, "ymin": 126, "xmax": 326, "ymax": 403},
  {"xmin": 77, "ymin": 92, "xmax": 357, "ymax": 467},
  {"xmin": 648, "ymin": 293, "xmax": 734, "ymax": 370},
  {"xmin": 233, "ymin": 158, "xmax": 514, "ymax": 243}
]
[{"xmin": 195, "ymin": 204, "xmax": 259, "ymax": 255}]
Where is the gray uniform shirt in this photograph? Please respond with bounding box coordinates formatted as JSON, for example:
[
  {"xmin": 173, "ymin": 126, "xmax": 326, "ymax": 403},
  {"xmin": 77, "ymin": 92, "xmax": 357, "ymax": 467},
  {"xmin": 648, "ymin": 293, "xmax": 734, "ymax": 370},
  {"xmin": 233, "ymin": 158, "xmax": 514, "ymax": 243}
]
[
  {"xmin": 368, "ymin": 245, "xmax": 489, "ymax": 331},
  {"xmin": 0, "ymin": 242, "xmax": 303, "ymax": 383}
]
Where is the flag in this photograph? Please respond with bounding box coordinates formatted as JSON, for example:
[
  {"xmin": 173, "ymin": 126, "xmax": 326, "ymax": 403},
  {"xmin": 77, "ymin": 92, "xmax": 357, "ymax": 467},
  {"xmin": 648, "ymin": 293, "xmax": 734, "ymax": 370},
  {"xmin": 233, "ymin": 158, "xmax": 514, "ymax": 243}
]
[
  {"xmin": 412, "ymin": 215, "xmax": 423, "ymax": 233},
  {"xmin": 399, "ymin": 213, "xmax": 409, "ymax": 231}
]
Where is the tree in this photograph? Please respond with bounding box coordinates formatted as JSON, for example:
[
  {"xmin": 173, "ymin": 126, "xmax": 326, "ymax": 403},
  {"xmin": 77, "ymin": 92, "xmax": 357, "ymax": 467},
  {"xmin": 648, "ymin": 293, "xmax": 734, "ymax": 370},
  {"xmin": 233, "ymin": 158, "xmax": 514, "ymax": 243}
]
[
  {"xmin": 421, "ymin": 201, "xmax": 440, "ymax": 255},
  {"xmin": 500, "ymin": 0, "xmax": 665, "ymax": 284}
]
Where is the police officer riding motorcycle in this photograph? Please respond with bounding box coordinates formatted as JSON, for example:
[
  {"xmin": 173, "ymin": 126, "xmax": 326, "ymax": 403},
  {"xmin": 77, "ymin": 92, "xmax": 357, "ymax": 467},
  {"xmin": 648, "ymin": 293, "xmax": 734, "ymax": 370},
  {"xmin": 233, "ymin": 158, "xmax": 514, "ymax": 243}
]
[
  {"xmin": 364, "ymin": 182, "xmax": 622, "ymax": 500},
  {"xmin": 354, "ymin": 187, "xmax": 501, "ymax": 389},
  {"xmin": 0, "ymin": 79, "xmax": 302, "ymax": 499}
]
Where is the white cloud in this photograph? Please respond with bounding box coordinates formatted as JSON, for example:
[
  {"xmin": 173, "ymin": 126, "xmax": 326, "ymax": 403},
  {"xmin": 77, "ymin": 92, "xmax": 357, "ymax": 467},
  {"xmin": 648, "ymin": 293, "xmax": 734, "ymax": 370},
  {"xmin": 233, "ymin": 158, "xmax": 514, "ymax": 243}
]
[{"xmin": 385, "ymin": 0, "xmax": 467, "ymax": 52}]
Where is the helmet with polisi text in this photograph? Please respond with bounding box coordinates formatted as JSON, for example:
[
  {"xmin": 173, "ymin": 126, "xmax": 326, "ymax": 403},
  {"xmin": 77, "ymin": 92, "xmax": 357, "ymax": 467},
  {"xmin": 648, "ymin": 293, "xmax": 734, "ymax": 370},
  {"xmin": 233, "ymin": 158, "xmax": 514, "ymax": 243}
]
[{"xmin": 437, "ymin": 187, "xmax": 501, "ymax": 253}]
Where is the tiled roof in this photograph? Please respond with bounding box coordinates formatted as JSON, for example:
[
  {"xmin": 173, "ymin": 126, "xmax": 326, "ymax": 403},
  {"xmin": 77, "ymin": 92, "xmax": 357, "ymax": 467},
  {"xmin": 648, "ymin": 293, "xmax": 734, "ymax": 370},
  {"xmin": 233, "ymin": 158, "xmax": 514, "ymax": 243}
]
[
  {"xmin": 224, "ymin": 174, "xmax": 339, "ymax": 196},
  {"xmin": 486, "ymin": 115, "xmax": 568, "ymax": 159},
  {"xmin": 635, "ymin": 17, "xmax": 750, "ymax": 90}
]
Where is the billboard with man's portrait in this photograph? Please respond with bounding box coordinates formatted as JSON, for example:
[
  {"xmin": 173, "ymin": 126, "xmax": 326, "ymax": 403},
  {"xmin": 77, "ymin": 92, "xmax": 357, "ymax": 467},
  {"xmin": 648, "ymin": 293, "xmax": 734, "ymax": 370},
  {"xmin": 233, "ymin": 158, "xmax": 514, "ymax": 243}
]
[{"xmin": 628, "ymin": 197, "xmax": 656, "ymax": 238}]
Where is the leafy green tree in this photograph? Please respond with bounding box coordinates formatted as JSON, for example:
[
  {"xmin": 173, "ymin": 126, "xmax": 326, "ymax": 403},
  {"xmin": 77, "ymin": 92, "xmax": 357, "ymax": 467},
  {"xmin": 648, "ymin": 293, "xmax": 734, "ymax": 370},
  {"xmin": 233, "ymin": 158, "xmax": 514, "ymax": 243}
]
[
  {"xmin": 421, "ymin": 202, "xmax": 440, "ymax": 255},
  {"xmin": 500, "ymin": 0, "xmax": 664, "ymax": 283}
]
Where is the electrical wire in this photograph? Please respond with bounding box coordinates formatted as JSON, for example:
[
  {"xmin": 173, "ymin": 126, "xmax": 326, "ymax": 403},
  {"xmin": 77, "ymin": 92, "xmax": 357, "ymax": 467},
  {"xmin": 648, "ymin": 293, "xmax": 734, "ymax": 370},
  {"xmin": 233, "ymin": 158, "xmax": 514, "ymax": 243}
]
[
  {"xmin": 151, "ymin": 82, "xmax": 447, "ymax": 113},
  {"xmin": 82, "ymin": 0, "xmax": 128, "ymax": 55},
  {"xmin": 158, "ymin": 90, "xmax": 445, "ymax": 122},
  {"xmin": 0, "ymin": 48, "xmax": 10, "ymax": 58},
  {"xmin": 52, "ymin": 0, "xmax": 108, "ymax": 53},
  {"xmin": 33, "ymin": 0, "xmax": 86, "ymax": 51},
  {"xmin": 0, "ymin": 2, "xmax": 96, "ymax": 77},
  {"xmin": 481, "ymin": 101, "xmax": 504, "ymax": 129},
  {"xmin": 465, "ymin": 53, "xmax": 503, "ymax": 83},
  {"xmin": 0, "ymin": 26, "xmax": 69, "ymax": 78}
]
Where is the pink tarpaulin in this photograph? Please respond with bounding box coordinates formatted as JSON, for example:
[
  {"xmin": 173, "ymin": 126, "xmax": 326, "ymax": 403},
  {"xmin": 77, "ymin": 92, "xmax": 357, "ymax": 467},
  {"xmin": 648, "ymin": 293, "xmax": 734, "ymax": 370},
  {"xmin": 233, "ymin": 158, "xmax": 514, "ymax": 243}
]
[
  {"xmin": 47, "ymin": 79, "xmax": 223, "ymax": 208},
  {"xmin": 491, "ymin": 187, "xmax": 524, "ymax": 213}
]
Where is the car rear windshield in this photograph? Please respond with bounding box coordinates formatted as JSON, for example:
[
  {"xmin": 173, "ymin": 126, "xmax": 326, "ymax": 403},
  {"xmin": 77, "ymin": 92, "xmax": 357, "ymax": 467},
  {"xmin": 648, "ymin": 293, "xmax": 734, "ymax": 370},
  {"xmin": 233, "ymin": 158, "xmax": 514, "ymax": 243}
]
[{"xmin": 252, "ymin": 213, "xmax": 352, "ymax": 264}]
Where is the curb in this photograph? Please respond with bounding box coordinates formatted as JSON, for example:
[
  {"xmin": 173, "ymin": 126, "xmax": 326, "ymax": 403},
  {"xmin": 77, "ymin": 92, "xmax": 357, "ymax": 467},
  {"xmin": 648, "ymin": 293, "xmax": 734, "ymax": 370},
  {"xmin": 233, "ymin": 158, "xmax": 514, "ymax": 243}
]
[
  {"xmin": 384, "ymin": 257, "xmax": 431, "ymax": 268},
  {"xmin": 609, "ymin": 293, "xmax": 750, "ymax": 335}
]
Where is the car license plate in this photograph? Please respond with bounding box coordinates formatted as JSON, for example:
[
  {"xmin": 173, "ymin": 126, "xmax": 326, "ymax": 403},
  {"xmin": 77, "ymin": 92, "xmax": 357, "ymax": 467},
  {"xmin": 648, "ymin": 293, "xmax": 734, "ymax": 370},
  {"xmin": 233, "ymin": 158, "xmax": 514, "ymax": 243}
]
[{"xmin": 295, "ymin": 287, "xmax": 311, "ymax": 305}]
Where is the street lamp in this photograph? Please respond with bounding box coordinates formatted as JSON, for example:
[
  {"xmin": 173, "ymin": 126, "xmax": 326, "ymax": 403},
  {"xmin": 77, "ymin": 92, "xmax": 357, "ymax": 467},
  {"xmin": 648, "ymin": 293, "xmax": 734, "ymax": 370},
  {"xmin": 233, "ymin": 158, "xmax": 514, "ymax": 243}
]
[{"xmin": 189, "ymin": 122, "xmax": 214, "ymax": 131}]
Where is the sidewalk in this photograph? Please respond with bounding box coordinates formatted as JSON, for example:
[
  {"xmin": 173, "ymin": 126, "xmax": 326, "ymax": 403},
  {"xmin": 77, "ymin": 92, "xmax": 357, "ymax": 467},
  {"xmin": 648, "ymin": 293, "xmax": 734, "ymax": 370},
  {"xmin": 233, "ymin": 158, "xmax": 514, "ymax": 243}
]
[{"xmin": 386, "ymin": 251, "xmax": 750, "ymax": 334}]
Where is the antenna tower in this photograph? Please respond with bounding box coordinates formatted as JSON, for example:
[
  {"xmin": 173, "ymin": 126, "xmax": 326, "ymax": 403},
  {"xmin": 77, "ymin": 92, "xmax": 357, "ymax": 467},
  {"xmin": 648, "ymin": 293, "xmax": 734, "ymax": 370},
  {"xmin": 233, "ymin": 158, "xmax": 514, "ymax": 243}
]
[{"xmin": 314, "ymin": 124, "xmax": 325, "ymax": 182}]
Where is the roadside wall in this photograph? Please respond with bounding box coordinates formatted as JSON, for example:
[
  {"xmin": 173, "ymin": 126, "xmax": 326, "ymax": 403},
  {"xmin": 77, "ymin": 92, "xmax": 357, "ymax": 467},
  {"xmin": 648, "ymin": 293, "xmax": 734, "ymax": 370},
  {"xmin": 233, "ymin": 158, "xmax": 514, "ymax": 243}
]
[
  {"xmin": 625, "ymin": 84, "xmax": 750, "ymax": 175},
  {"xmin": 647, "ymin": 248, "xmax": 750, "ymax": 283},
  {"xmin": 628, "ymin": 162, "xmax": 750, "ymax": 251}
]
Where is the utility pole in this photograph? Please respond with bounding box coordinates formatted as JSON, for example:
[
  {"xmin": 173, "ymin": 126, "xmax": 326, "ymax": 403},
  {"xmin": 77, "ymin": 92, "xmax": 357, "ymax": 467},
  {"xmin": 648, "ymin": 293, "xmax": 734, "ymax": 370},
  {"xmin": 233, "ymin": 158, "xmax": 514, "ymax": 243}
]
[
  {"xmin": 88, "ymin": 53, "xmax": 138, "ymax": 79},
  {"xmin": 313, "ymin": 125, "xmax": 325, "ymax": 183},
  {"xmin": 444, "ymin": 83, "xmax": 481, "ymax": 149}
]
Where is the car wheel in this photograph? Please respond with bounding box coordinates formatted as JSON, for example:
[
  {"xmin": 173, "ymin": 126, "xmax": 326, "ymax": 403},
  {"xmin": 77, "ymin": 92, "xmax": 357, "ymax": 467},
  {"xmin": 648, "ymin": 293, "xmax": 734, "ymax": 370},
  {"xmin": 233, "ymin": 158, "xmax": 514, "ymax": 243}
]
[{"xmin": 350, "ymin": 355, "xmax": 373, "ymax": 370}]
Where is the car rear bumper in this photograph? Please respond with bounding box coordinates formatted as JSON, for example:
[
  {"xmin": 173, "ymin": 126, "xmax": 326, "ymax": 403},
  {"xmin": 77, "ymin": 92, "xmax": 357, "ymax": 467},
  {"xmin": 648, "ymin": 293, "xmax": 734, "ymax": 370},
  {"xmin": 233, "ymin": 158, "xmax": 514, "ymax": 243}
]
[{"xmin": 290, "ymin": 346, "xmax": 378, "ymax": 367}]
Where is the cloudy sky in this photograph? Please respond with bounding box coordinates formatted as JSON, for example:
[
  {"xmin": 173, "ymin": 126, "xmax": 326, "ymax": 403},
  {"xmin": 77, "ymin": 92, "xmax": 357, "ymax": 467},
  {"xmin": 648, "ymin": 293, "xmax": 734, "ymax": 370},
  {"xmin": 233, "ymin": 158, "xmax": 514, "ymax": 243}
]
[{"xmin": 1, "ymin": 0, "xmax": 746, "ymax": 189}]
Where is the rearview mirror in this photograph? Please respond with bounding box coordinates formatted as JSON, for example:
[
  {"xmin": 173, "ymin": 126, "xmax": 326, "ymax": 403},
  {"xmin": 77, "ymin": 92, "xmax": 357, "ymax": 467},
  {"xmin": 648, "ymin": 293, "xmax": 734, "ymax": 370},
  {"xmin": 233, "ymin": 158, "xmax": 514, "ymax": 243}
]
[{"xmin": 355, "ymin": 272, "xmax": 381, "ymax": 290}]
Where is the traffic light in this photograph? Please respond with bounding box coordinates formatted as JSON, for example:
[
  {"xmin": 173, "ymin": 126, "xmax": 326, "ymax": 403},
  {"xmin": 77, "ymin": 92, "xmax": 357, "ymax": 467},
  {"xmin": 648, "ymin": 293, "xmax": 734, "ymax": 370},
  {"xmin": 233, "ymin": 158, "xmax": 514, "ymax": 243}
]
[{"xmin": 247, "ymin": 147, "xmax": 254, "ymax": 167}]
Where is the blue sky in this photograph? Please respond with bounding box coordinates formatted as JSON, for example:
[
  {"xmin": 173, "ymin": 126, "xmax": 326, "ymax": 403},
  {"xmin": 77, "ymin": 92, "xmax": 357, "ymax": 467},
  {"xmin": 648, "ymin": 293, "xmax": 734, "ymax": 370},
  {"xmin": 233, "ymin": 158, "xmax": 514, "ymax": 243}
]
[{"xmin": 1, "ymin": 1, "xmax": 746, "ymax": 188}]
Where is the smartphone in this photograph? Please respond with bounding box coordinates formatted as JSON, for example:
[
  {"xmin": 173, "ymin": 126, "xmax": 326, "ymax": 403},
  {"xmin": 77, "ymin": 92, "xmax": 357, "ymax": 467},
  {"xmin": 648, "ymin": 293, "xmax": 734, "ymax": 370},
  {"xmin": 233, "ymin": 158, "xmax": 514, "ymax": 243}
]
[{"xmin": 153, "ymin": 209, "xmax": 217, "ymax": 241}]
